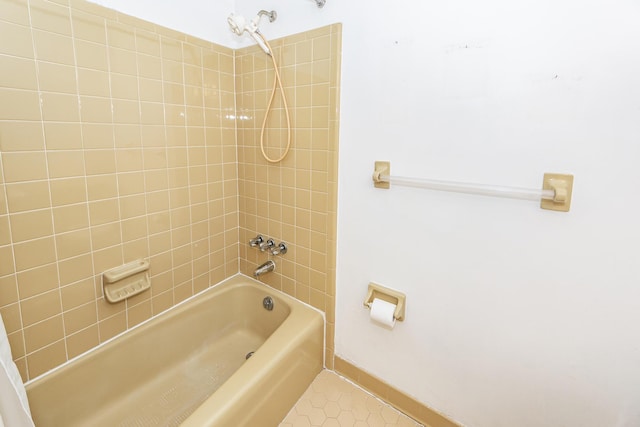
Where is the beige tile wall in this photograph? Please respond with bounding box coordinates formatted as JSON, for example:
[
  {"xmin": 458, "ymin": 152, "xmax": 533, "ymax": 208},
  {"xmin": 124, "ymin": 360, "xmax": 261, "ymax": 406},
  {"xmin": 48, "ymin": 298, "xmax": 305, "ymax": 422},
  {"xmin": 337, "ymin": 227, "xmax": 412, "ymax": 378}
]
[
  {"xmin": 0, "ymin": 0, "xmax": 342, "ymax": 382},
  {"xmin": 235, "ymin": 24, "xmax": 341, "ymax": 368},
  {"xmin": 0, "ymin": 0, "xmax": 239, "ymax": 380}
]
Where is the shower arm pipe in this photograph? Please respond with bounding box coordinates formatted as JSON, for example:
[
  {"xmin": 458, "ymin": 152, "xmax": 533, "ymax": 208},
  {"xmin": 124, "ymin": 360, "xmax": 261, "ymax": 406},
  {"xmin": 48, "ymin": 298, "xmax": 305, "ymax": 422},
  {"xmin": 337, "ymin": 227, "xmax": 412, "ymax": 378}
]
[
  {"xmin": 257, "ymin": 10, "xmax": 277, "ymax": 22},
  {"xmin": 372, "ymin": 162, "xmax": 574, "ymax": 211}
]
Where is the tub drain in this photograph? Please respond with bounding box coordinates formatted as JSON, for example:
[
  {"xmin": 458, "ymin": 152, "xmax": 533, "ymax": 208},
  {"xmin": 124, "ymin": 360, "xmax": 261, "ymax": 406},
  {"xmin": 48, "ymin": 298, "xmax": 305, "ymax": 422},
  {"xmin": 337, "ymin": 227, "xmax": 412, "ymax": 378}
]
[{"xmin": 245, "ymin": 351, "xmax": 255, "ymax": 360}]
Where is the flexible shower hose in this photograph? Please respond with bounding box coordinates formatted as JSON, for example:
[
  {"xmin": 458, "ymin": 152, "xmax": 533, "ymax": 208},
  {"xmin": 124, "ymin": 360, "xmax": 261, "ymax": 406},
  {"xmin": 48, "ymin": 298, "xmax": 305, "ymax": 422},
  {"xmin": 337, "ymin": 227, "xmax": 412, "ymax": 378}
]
[{"xmin": 256, "ymin": 32, "xmax": 292, "ymax": 163}]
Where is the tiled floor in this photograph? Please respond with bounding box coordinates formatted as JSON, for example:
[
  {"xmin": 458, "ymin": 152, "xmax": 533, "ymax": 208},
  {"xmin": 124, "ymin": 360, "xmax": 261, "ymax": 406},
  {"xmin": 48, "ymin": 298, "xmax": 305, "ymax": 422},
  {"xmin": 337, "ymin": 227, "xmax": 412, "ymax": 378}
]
[{"xmin": 279, "ymin": 370, "xmax": 424, "ymax": 427}]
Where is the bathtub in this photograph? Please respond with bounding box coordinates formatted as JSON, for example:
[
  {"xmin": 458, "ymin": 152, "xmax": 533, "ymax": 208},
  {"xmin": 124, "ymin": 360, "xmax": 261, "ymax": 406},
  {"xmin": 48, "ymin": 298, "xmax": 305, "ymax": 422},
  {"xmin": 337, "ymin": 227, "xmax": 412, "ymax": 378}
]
[{"xmin": 25, "ymin": 275, "xmax": 324, "ymax": 426}]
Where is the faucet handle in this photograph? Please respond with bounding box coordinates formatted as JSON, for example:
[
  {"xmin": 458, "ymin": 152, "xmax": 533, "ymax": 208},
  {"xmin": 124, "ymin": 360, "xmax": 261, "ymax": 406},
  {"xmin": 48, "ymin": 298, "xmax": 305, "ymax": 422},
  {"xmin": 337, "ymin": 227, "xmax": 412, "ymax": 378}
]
[
  {"xmin": 249, "ymin": 235, "xmax": 264, "ymax": 247},
  {"xmin": 259, "ymin": 239, "xmax": 275, "ymax": 252},
  {"xmin": 270, "ymin": 242, "xmax": 287, "ymax": 256}
]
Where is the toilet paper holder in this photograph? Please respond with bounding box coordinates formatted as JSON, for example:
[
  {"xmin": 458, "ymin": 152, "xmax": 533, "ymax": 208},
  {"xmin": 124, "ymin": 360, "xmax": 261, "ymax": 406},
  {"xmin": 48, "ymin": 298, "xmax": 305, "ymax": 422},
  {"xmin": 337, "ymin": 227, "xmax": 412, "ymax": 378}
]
[{"xmin": 363, "ymin": 282, "xmax": 406, "ymax": 322}]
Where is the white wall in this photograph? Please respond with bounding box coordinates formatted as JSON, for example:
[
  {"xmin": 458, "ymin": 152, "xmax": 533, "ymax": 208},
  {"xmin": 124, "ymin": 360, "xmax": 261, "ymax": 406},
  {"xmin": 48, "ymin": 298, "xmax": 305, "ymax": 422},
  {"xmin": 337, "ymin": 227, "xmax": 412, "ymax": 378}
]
[{"xmin": 91, "ymin": 1, "xmax": 640, "ymax": 426}]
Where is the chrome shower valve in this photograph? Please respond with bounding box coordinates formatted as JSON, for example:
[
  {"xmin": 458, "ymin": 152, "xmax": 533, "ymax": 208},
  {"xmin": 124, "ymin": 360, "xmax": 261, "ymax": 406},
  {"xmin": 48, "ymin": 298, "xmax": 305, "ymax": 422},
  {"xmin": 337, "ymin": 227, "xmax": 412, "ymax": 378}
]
[
  {"xmin": 259, "ymin": 239, "xmax": 275, "ymax": 252},
  {"xmin": 270, "ymin": 243, "xmax": 287, "ymax": 256},
  {"xmin": 249, "ymin": 235, "xmax": 264, "ymax": 247}
]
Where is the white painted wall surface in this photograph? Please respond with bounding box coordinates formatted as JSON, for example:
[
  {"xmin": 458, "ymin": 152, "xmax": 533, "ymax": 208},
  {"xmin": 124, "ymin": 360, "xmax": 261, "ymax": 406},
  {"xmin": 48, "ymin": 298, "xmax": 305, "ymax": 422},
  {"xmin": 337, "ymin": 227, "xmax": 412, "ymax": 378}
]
[{"xmin": 91, "ymin": 1, "xmax": 640, "ymax": 426}]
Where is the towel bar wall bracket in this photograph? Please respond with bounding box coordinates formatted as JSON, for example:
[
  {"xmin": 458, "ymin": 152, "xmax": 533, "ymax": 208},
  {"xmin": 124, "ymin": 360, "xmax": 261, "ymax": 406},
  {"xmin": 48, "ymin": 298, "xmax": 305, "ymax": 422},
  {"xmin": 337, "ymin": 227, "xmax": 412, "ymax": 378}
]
[{"xmin": 372, "ymin": 161, "xmax": 573, "ymax": 212}]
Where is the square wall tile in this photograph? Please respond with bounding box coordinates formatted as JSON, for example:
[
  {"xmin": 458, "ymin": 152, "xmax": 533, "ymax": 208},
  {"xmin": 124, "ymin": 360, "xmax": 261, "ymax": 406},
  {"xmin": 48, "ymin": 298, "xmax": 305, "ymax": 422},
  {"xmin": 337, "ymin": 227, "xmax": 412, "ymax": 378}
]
[
  {"xmin": 2, "ymin": 152, "xmax": 48, "ymax": 183},
  {"xmin": 9, "ymin": 210, "xmax": 54, "ymax": 243}
]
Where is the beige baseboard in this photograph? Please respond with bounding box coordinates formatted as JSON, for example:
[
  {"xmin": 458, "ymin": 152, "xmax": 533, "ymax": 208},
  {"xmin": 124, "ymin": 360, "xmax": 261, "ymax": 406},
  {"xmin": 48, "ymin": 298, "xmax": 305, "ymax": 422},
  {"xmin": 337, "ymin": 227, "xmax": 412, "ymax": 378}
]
[{"xmin": 333, "ymin": 356, "xmax": 461, "ymax": 427}]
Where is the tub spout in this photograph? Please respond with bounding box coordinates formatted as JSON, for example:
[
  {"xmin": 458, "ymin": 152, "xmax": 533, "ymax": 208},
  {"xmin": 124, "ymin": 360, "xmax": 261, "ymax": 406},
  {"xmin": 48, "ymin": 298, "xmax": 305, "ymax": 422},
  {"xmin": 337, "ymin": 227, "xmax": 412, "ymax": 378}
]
[{"xmin": 254, "ymin": 260, "xmax": 275, "ymax": 277}]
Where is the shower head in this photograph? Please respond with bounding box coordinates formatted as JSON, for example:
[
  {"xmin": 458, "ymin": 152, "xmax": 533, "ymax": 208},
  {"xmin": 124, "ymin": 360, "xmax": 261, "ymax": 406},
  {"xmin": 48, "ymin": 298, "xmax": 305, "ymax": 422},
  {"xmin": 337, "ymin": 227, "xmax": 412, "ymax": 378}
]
[
  {"xmin": 227, "ymin": 14, "xmax": 246, "ymax": 36},
  {"xmin": 227, "ymin": 11, "xmax": 276, "ymax": 55}
]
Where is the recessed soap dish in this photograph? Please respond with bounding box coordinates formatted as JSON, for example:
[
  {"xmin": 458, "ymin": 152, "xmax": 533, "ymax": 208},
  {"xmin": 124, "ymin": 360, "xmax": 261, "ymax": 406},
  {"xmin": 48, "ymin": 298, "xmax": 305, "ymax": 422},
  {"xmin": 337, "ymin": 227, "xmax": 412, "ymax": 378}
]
[{"xmin": 103, "ymin": 259, "xmax": 150, "ymax": 303}]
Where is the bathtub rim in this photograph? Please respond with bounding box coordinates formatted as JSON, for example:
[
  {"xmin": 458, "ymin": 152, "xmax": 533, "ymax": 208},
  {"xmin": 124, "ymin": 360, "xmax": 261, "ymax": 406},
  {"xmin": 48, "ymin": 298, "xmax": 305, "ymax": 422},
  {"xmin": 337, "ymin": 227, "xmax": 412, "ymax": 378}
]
[{"xmin": 24, "ymin": 273, "xmax": 326, "ymax": 387}]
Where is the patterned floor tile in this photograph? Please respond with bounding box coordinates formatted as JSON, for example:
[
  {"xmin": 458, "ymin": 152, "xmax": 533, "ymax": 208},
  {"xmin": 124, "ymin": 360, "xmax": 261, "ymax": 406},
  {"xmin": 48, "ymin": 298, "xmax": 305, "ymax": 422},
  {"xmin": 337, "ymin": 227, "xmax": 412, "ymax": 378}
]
[{"xmin": 279, "ymin": 370, "xmax": 423, "ymax": 427}]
